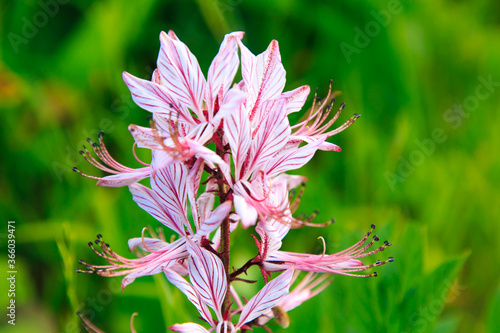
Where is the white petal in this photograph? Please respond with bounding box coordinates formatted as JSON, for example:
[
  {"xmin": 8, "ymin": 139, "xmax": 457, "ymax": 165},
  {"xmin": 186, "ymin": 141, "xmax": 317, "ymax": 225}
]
[
  {"xmin": 233, "ymin": 194, "xmax": 258, "ymax": 229},
  {"xmin": 168, "ymin": 323, "xmax": 210, "ymax": 333},
  {"xmin": 186, "ymin": 238, "xmax": 226, "ymax": 322},
  {"xmin": 236, "ymin": 267, "xmax": 294, "ymax": 328},
  {"xmin": 158, "ymin": 31, "xmax": 206, "ymax": 117}
]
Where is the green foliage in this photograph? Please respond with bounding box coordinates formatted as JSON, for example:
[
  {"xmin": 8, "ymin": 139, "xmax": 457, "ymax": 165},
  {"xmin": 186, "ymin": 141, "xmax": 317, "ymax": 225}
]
[{"xmin": 1, "ymin": 0, "xmax": 499, "ymax": 332}]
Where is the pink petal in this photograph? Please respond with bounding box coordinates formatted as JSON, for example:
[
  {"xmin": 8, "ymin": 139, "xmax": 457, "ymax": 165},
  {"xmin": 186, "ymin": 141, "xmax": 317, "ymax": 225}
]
[
  {"xmin": 233, "ymin": 193, "xmax": 258, "ymax": 229},
  {"xmin": 236, "ymin": 267, "xmax": 295, "ymax": 328},
  {"xmin": 318, "ymin": 141, "xmax": 342, "ymax": 152},
  {"xmin": 223, "ymin": 97, "xmax": 252, "ymax": 180},
  {"xmin": 168, "ymin": 323, "xmax": 210, "ymax": 333},
  {"xmin": 206, "ymin": 31, "xmax": 245, "ymax": 117},
  {"xmin": 289, "ymin": 134, "xmax": 341, "ymax": 152},
  {"xmin": 128, "ymin": 237, "xmax": 169, "ymax": 252},
  {"xmin": 151, "ymin": 163, "xmax": 191, "ymax": 234},
  {"xmin": 158, "ymin": 31, "xmax": 206, "ymax": 117},
  {"xmin": 238, "ymin": 39, "xmax": 286, "ymax": 121},
  {"xmin": 122, "ymin": 72, "xmax": 195, "ymax": 125},
  {"xmin": 196, "ymin": 179, "xmax": 216, "ymax": 227},
  {"xmin": 186, "ymin": 238, "xmax": 226, "ymax": 322},
  {"xmin": 263, "ymin": 137, "xmax": 327, "ymax": 178},
  {"xmin": 164, "ymin": 268, "xmax": 215, "ymax": 326},
  {"xmin": 273, "ymin": 174, "xmax": 308, "ymax": 192},
  {"xmin": 196, "ymin": 201, "xmax": 232, "ymax": 237},
  {"xmin": 96, "ymin": 169, "xmax": 149, "ymax": 187},
  {"xmin": 120, "ymin": 238, "xmax": 188, "ymax": 290},
  {"xmin": 280, "ymin": 85, "xmax": 310, "ymax": 114},
  {"xmin": 211, "ymin": 88, "xmax": 246, "ymax": 129},
  {"xmin": 187, "ymin": 140, "xmax": 232, "ymax": 186},
  {"xmin": 246, "ymin": 98, "xmax": 290, "ymax": 177},
  {"xmin": 187, "ymin": 158, "xmax": 205, "ymax": 230},
  {"xmin": 128, "ymin": 124, "xmax": 163, "ymax": 149},
  {"xmin": 128, "ymin": 183, "xmax": 186, "ymax": 236}
]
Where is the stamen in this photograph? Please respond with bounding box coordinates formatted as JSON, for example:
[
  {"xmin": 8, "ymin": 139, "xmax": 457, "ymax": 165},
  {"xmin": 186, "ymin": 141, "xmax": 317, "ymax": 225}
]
[
  {"xmin": 318, "ymin": 236, "xmax": 326, "ymax": 259},
  {"xmin": 132, "ymin": 143, "xmax": 150, "ymax": 166}
]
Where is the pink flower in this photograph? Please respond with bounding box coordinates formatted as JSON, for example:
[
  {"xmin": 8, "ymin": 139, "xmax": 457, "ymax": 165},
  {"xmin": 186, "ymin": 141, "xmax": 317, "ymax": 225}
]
[
  {"xmin": 75, "ymin": 30, "xmax": 248, "ymax": 187},
  {"xmin": 256, "ymin": 218, "xmax": 394, "ymax": 277},
  {"xmin": 254, "ymin": 271, "xmax": 333, "ymax": 327},
  {"xmin": 224, "ymin": 41, "xmax": 359, "ymax": 228},
  {"xmin": 123, "ymin": 30, "xmax": 248, "ymax": 179},
  {"xmin": 78, "ymin": 161, "xmax": 232, "ymax": 290},
  {"xmin": 165, "ymin": 238, "xmax": 295, "ymax": 332}
]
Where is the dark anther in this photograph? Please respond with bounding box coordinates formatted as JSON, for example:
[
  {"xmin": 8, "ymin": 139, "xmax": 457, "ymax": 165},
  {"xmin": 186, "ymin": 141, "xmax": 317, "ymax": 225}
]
[
  {"xmin": 92, "ymin": 143, "xmax": 98, "ymax": 148},
  {"xmin": 373, "ymin": 272, "xmax": 378, "ymax": 277},
  {"xmin": 375, "ymin": 260, "xmax": 381, "ymax": 265},
  {"xmin": 301, "ymin": 182, "xmax": 306, "ymax": 187},
  {"xmin": 76, "ymin": 270, "xmax": 82, "ymax": 273},
  {"xmin": 330, "ymin": 218, "xmax": 335, "ymax": 223},
  {"xmin": 354, "ymin": 113, "xmax": 361, "ymax": 118},
  {"xmin": 94, "ymin": 240, "xmax": 100, "ymax": 245},
  {"xmin": 78, "ymin": 259, "xmax": 84, "ymax": 264},
  {"xmin": 388, "ymin": 257, "xmax": 394, "ymax": 262},
  {"xmin": 72, "ymin": 167, "xmax": 78, "ymax": 172},
  {"xmin": 86, "ymin": 137, "xmax": 92, "ymax": 142},
  {"xmin": 331, "ymin": 98, "xmax": 335, "ymax": 104},
  {"xmin": 373, "ymin": 235, "xmax": 380, "ymax": 241},
  {"xmin": 314, "ymin": 209, "xmax": 319, "ymax": 215},
  {"xmin": 87, "ymin": 242, "xmax": 93, "ymax": 247},
  {"xmin": 371, "ymin": 224, "xmax": 376, "ymax": 229},
  {"xmin": 105, "ymin": 243, "xmax": 110, "ymax": 247},
  {"xmin": 79, "ymin": 150, "xmax": 84, "ymax": 155},
  {"xmin": 98, "ymin": 131, "xmax": 104, "ymax": 137},
  {"xmin": 97, "ymin": 234, "xmax": 102, "ymax": 239},
  {"xmin": 384, "ymin": 240, "xmax": 390, "ymax": 246},
  {"xmin": 329, "ymin": 78, "xmax": 333, "ymax": 85}
]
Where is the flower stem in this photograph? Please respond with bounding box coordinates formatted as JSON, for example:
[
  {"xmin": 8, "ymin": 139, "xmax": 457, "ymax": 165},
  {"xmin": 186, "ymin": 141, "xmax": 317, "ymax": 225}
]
[
  {"xmin": 221, "ymin": 213, "xmax": 231, "ymax": 313},
  {"xmin": 215, "ymin": 138, "xmax": 232, "ymax": 315}
]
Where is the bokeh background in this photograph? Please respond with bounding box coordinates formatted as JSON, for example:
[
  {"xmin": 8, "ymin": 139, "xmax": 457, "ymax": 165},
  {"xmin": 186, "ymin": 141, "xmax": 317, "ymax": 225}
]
[{"xmin": 1, "ymin": 0, "xmax": 499, "ymax": 332}]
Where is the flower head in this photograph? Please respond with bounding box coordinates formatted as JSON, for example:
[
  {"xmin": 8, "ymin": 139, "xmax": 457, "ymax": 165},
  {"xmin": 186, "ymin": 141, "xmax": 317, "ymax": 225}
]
[{"xmin": 75, "ymin": 29, "xmax": 393, "ymax": 332}]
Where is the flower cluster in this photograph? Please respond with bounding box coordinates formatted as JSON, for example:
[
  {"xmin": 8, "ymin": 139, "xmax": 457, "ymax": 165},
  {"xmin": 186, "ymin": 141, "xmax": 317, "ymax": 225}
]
[{"xmin": 76, "ymin": 30, "xmax": 392, "ymax": 332}]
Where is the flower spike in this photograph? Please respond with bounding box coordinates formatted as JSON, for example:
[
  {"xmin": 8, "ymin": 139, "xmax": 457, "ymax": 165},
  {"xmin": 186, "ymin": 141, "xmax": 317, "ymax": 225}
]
[{"xmin": 74, "ymin": 29, "xmax": 392, "ymax": 332}]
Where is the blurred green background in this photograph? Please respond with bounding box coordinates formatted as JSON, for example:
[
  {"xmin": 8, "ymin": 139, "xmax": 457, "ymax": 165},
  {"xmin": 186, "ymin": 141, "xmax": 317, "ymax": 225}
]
[{"xmin": 1, "ymin": 0, "xmax": 499, "ymax": 332}]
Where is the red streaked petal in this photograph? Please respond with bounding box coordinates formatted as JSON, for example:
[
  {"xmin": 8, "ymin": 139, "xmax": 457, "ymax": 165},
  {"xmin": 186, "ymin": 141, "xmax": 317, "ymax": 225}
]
[
  {"xmin": 196, "ymin": 201, "xmax": 232, "ymax": 237},
  {"xmin": 187, "ymin": 140, "xmax": 233, "ymax": 187},
  {"xmin": 168, "ymin": 323, "xmax": 210, "ymax": 333},
  {"xmin": 128, "ymin": 124, "xmax": 163, "ymax": 149},
  {"xmin": 246, "ymin": 98, "xmax": 290, "ymax": 177},
  {"xmin": 128, "ymin": 237, "xmax": 169, "ymax": 252},
  {"xmin": 151, "ymin": 163, "xmax": 191, "ymax": 234},
  {"xmin": 236, "ymin": 267, "xmax": 294, "ymax": 328},
  {"xmin": 128, "ymin": 183, "xmax": 186, "ymax": 236},
  {"xmin": 164, "ymin": 268, "xmax": 215, "ymax": 326},
  {"xmin": 206, "ymin": 31, "xmax": 245, "ymax": 116},
  {"xmin": 281, "ymin": 85, "xmax": 310, "ymax": 114},
  {"xmin": 187, "ymin": 158, "xmax": 205, "ymax": 230},
  {"xmin": 186, "ymin": 238, "xmax": 226, "ymax": 322},
  {"xmin": 223, "ymin": 97, "xmax": 252, "ymax": 180},
  {"xmin": 238, "ymin": 39, "xmax": 286, "ymax": 121},
  {"xmin": 263, "ymin": 137, "xmax": 326, "ymax": 178},
  {"xmin": 122, "ymin": 72, "xmax": 195, "ymax": 125},
  {"xmin": 158, "ymin": 31, "xmax": 207, "ymax": 117},
  {"xmin": 96, "ymin": 169, "xmax": 149, "ymax": 187},
  {"xmin": 212, "ymin": 88, "xmax": 246, "ymax": 129}
]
